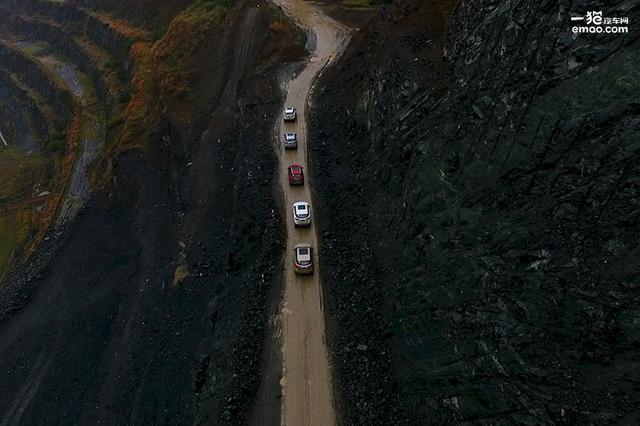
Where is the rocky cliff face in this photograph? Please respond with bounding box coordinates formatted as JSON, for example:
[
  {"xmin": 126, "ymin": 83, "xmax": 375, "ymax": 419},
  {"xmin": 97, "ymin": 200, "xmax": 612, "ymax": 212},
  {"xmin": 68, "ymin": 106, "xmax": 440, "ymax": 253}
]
[{"xmin": 311, "ymin": 0, "xmax": 640, "ymax": 423}]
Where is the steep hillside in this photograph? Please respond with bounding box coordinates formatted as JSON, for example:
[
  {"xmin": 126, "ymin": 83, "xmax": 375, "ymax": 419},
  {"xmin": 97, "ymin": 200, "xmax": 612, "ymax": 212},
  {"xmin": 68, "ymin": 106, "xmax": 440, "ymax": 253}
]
[
  {"xmin": 0, "ymin": 0, "xmax": 306, "ymax": 424},
  {"xmin": 311, "ymin": 0, "xmax": 640, "ymax": 423}
]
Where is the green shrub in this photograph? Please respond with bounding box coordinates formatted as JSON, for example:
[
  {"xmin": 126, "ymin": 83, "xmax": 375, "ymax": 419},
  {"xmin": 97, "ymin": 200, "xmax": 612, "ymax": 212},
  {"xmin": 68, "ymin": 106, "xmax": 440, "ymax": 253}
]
[
  {"xmin": 108, "ymin": 113, "xmax": 126, "ymax": 130},
  {"xmin": 118, "ymin": 87, "xmax": 132, "ymax": 103},
  {"xmin": 48, "ymin": 130, "xmax": 66, "ymax": 153},
  {"xmin": 153, "ymin": 27, "xmax": 167, "ymax": 42}
]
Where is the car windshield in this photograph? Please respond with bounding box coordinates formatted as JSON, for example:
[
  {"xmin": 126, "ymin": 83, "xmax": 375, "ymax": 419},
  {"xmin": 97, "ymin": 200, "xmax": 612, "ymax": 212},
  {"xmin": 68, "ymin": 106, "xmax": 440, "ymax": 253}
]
[
  {"xmin": 297, "ymin": 205, "xmax": 306, "ymax": 211},
  {"xmin": 299, "ymin": 248, "xmax": 309, "ymax": 256}
]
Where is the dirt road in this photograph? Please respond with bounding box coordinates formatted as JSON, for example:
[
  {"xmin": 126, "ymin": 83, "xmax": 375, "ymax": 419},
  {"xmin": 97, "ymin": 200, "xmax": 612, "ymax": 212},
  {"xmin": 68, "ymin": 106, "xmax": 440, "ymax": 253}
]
[{"xmin": 271, "ymin": 1, "xmax": 350, "ymax": 425}]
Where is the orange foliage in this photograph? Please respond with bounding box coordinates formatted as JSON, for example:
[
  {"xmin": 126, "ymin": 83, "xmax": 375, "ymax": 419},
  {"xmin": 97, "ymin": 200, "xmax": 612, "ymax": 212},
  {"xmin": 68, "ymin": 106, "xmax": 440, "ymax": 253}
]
[
  {"xmin": 116, "ymin": 5, "xmax": 228, "ymax": 147},
  {"xmin": 92, "ymin": 13, "xmax": 152, "ymax": 41},
  {"xmin": 118, "ymin": 41, "xmax": 156, "ymax": 150}
]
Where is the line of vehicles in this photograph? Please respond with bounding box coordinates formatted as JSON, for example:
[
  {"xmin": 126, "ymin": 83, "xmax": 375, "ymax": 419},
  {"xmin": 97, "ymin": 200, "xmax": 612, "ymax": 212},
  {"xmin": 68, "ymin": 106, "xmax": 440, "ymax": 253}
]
[{"xmin": 282, "ymin": 106, "xmax": 315, "ymax": 275}]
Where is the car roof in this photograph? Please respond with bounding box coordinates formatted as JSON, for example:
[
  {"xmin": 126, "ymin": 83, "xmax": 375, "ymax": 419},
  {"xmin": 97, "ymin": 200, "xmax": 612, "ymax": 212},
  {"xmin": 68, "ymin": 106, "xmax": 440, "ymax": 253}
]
[
  {"xmin": 294, "ymin": 205, "xmax": 309, "ymax": 214},
  {"xmin": 295, "ymin": 244, "xmax": 313, "ymax": 262},
  {"xmin": 297, "ymin": 250, "xmax": 311, "ymax": 262},
  {"xmin": 295, "ymin": 244, "xmax": 312, "ymax": 260}
]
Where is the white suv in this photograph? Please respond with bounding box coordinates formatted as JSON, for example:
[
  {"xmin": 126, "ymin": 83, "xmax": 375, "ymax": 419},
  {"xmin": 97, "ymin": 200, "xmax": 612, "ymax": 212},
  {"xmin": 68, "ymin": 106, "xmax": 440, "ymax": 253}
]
[
  {"xmin": 292, "ymin": 201, "xmax": 311, "ymax": 226},
  {"xmin": 283, "ymin": 107, "xmax": 297, "ymax": 121}
]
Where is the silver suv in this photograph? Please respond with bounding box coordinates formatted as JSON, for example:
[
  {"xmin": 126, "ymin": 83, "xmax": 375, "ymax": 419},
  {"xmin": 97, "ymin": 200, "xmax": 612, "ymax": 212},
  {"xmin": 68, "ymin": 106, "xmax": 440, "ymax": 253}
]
[{"xmin": 284, "ymin": 132, "xmax": 297, "ymax": 149}]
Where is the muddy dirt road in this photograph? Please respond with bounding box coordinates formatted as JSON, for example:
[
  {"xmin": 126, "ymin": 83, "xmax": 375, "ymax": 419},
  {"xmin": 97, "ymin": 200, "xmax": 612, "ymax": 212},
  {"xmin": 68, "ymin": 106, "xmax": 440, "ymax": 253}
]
[{"xmin": 271, "ymin": 1, "xmax": 350, "ymax": 425}]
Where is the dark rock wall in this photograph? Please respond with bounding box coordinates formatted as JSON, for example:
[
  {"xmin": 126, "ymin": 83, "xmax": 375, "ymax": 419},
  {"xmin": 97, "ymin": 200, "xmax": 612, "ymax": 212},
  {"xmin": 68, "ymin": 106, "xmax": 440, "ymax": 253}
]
[{"xmin": 311, "ymin": 0, "xmax": 640, "ymax": 424}]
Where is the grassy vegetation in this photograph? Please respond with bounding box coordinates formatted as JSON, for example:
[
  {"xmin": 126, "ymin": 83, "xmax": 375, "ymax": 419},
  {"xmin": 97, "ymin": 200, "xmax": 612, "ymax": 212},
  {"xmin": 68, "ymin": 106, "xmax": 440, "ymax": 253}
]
[
  {"xmin": 156, "ymin": 0, "xmax": 232, "ymax": 74},
  {"xmin": 153, "ymin": 27, "xmax": 167, "ymax": 42},
  {"xmin": 341, "ymin": 0, "xmax": 390, "ymax": 7},
  {"xmin": 48, "ymin": 129, "xmax": 67, "ymax": 153},
  {"xmin": 113, "ymin": 0, "xmax": 234, "ymax": 147},
  {"xmin": 108, "ymin": 111, "xmax": 126, "ymax": 130},
  {"xmin": 0, "ymin": 208, "xmax": 36, "ymax": 278},
  {"xmin": 0, "ymin": 213, "xmax": 19, "ymax": 278},
  {"xmin": 178, "ymin": 0, "xmax": 232, "ymax": 30},
  {"xmin": 0, "ymin": 146, "xmax": 49, "ymax": 279},
  {"xmin": 1, "ymin": 34, "xmax": 110, "ymax": 281},
  {"xmin": 118, "ymin": 86, "xmax": 132, "ymax": 103},
  {"xmin": 0, "ymin": 147, "xmax": 48, "ymax": 199}
]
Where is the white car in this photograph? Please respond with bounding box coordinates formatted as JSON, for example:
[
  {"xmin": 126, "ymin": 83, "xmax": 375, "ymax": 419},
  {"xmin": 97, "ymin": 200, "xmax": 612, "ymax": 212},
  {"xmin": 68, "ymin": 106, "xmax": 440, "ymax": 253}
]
[
  {"xmin": 284, "ymin": 132, "xmax": 297, "ymax": 149},
  {"xmin": 283, "ymin": 107, "xmax": 297, "ymax": 121},
  {"xmin": 292, "ymin": 201, "xmax": 311, "ymax": 226},
  {"xmin": 294, "ymin": 243, "xmax": 313, "ymax": 274}
]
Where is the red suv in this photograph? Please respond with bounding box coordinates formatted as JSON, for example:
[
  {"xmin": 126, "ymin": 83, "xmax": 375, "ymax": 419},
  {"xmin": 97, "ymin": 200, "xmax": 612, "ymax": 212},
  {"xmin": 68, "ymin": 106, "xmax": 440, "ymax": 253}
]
[{"xmin": 288, "ymin": 164, "xmax": 304, "ymax": 185}]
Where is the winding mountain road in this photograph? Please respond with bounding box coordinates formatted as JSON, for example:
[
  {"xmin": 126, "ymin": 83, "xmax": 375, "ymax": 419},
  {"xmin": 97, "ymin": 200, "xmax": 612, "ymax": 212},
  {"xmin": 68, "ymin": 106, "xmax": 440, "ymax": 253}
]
[{"xmin": 271, "ymin": 1, "xmax": 350, "ymax": 425}]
